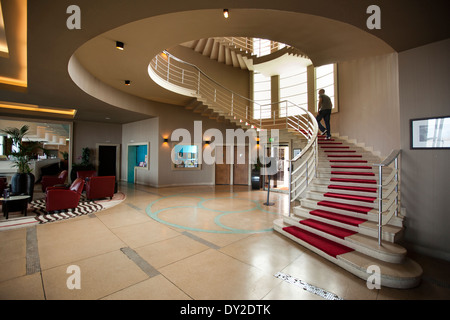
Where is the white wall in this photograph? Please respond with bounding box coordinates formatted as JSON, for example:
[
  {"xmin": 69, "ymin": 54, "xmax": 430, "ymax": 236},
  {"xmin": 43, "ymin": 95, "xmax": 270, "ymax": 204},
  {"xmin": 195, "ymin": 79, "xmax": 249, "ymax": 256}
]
[
  {"xmin": 398, "ymin": 39, "xmax": 450, "ymax": 261},
  {"xmin": 334, "ymin": 53, "xmax": 400, "ymax": 157}
]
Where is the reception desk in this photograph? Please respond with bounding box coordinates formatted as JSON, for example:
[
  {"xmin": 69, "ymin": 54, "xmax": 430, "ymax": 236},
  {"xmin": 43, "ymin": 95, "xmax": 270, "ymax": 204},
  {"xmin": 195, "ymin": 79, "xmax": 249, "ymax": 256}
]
[{"xmin": 0, "ymin": 158, "xmax": 61, "ymax": 182}]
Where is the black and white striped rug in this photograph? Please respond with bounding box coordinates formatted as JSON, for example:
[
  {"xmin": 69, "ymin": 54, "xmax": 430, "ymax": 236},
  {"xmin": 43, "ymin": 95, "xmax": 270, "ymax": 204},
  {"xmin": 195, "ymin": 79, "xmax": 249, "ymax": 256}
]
[{"xmin": 31, "ymin": 197, "xmax": 104, "ymax": 224}]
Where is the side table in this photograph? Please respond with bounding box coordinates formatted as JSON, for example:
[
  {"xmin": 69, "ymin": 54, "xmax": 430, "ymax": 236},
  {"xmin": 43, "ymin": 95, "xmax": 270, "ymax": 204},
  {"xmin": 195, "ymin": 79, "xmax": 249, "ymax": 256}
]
[{"xmin": 1, "ymin": 195, "xmax": 30, "ymax": 219}]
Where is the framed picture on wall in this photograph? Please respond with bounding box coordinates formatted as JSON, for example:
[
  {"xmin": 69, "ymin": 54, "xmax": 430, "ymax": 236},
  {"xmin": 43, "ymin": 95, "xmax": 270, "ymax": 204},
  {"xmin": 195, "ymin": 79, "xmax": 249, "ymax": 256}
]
[{"xmin": 410, "ymin": 116, "xmax": 450, "ymax": 149}]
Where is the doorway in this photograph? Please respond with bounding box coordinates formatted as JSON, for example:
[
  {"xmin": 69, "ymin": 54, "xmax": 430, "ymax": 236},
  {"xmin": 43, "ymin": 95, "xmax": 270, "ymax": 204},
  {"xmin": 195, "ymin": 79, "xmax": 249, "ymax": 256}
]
[
  {"xmin": 215, "ymin": 146, "xmax": 231, "ymax": 185},
  {"xmin": 233, "ymin": 146, "xmax": 249, "ymax": 185},
  {"xmin": 97, "ymin": 144, "xmax": 120, "ymax": 191},
  {"xmin": 265, "ymin": 145, "xmax": 289, "ymax": 191}
]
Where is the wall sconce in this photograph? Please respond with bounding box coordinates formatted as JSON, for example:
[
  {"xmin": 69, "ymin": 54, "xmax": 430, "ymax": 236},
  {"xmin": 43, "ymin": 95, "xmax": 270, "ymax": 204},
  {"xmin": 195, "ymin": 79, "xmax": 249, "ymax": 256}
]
[
  {"xmin": 116, "ymin": 41, "xmax": 124, "ymax": 50},
  {"xmin": 163, "ymin": 138, "xmax": 169, "ymax": 143},
  {"xmin": 223, "ymin": 9, "xmax": 229, "ymax": 19},
  {"xmin": 124, "ymin": 80, "xmax": 131, "ymax": 86},
  {"xmin": 204, "ymin": 140, "xmax": 211, "ymax": 145}
]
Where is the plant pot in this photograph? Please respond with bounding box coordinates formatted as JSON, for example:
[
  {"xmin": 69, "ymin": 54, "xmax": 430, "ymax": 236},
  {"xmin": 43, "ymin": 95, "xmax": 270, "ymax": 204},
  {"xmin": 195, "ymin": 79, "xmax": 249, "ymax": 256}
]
[
  {"xmin": 251, "ymin": 169, "xmax": 261, "ymax": 190},
  {"xmin": 10, "ymin": 172, "xmax": 35, "ymax": 202}
]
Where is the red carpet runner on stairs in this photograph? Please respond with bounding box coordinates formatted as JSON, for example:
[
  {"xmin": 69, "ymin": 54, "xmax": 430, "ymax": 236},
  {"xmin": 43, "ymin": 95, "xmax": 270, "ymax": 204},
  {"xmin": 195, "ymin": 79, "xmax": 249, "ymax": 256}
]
[{"xmin": 282, "ymin": 136, "xmax": 377, "ymax": 259}]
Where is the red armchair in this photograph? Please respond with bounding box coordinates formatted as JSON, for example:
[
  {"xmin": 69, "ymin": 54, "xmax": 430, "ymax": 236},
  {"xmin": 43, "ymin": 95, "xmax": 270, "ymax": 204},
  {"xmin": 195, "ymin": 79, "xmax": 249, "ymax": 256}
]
[
  {"xmin": 85, "ymin": 176, "xmax": 116, "ymax": 200},
  {"xmin": 45, "ymin": 178, "xmax": 85, "ymax": 212},
  {"xmin": 76, "ymin": 170, "xmax": 97, "ymax": 191},
  {"xmin": 41, "ymin": 170, "xmax": 68, "ymax": 192}
]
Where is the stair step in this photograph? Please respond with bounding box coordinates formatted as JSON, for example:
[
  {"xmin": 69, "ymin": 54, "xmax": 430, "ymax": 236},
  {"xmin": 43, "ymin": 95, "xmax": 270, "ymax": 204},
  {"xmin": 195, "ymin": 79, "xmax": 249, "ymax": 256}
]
[
  {"xmin": 324, "ymin": 192, "xmax": 377, "ymax": 203},
  {"xmin": 282, "ymin": 225, "xmax": 354, "ymax": 258},
  {"xmin": 328, "ymin": 184, "xmax": 377, "ymax": 193},
  {"xmin": 310, "ymin": 209, "xmax": 367, "ymax": 226},
  {"xmin": 318, "ymin": 200, "xmax": 373, "ymax": 214},
  {"xmin": 300, "ymin": 219, "xmax": 357, "ymax": 239},
  {"xmin": 330, "ymin": 178, "xmax": 377, "ymax": 184},
  {"xmin": 330, "ymin": 165, "xmax": 373, "ymax": 169},
  {"xmin": 329, "ymin": 160, "xmax": 368, "ymax": 163},
  {"xmin": 327, "ymin": 155, "xmax": 363, "ymax": 158},
  {"xmin": 331, "ymin": 171, "xmax": 375, "ymax": 176}
]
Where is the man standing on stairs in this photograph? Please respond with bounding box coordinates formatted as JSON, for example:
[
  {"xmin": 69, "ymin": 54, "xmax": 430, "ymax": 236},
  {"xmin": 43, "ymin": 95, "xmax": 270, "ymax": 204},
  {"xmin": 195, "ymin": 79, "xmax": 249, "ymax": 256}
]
[{"xmin": 316, "ymin": 89, "xmax": 332, "ymax": 139}]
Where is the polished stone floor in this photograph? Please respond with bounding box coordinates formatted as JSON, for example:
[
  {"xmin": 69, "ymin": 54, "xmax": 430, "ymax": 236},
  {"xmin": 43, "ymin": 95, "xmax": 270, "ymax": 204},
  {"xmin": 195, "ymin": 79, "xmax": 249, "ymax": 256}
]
[{"xmin": 0, "ymin": 182, "xmax": 449, "ymax": 301}]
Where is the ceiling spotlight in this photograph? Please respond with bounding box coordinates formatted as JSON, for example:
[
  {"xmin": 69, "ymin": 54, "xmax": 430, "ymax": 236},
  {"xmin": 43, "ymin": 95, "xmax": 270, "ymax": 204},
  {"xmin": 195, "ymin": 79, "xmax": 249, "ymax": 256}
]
[
  {"xmin": 125, "ymin": 80, "xmax": 131, "ymax": 86},
  {"xmin": 223, "ymin": 9, "xmax": 229, "ymax": 19},
  {"xmin": 116, "ymin": 41, "xmax": 124, "ymax": 50}
]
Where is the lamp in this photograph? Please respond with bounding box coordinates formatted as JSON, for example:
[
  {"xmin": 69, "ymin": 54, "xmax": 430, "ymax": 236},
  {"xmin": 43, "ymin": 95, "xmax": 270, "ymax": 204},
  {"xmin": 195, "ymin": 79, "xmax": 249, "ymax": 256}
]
[
  {"xmin": 116, "ymin": 41, "xmax": 124, "ymax": 50},
  {"xmin": 223, "ymin": 9, "xmax": 229, "ymax": 19}
]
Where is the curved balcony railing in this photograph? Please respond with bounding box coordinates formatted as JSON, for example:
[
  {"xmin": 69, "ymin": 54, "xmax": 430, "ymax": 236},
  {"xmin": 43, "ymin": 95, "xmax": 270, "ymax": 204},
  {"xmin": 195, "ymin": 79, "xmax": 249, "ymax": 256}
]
[
  {"xmin": 216, "ymin": 37, "xmax": 289, "ymax": 57},
  {"xmin": 148, "ymin": 50, "xmax": 318, "ymax": 213}
]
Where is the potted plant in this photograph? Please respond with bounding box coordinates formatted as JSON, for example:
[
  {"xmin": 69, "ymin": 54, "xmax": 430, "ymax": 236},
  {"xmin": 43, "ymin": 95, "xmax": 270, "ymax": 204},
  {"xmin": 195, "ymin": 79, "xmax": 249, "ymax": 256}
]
[{"xmin": 1, "ymin": 125, "xmax": 46, "ymax": 201}]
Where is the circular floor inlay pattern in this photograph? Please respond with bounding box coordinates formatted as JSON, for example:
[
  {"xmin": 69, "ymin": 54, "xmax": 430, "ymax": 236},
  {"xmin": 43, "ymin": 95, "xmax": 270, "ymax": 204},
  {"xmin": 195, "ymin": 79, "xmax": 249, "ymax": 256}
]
[{"xmin": 146, "ymin": 193, "xmax": 280, "ymax": 234}]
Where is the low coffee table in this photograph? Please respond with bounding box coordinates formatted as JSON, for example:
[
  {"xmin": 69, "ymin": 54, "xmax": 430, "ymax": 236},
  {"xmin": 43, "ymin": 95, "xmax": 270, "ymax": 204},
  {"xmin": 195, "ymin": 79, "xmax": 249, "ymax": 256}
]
[{"xmin": 1, "ymin": 195, "xmax": 30, "ymax": 219}]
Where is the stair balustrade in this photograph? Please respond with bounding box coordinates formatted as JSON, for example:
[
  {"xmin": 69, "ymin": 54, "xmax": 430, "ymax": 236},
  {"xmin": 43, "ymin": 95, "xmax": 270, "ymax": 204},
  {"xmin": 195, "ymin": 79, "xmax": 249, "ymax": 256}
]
[
  {"xmin": 149, "ymin": 50, "xmax": 319, "ymax": 215},
  {"xmin": 373, "ymin": 149, "xmax": 401, "ymax": 245}
]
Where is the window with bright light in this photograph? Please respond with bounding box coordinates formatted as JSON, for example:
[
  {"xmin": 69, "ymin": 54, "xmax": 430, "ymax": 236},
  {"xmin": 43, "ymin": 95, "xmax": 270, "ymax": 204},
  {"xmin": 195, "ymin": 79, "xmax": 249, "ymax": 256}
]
[
  {"xmin": 253, "ymin": 72, "xmax": 272, "ymax": 119},
  {"xmin": 279, "ymin": 68, "xmax": 308, "ymax": 117},
  {"xmin": 315, "ymin": 64, "xmax": 337, "ymax": 112},
  {"xmin": 252, "ymin": 38, "xmax": 272, "ymax": 57}
]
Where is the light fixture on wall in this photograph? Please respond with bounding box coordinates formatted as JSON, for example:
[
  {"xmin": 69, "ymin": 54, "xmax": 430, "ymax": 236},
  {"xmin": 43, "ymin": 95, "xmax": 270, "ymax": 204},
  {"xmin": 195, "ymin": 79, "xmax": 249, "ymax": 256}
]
[
  {"xmin": 204, "ymin": 140, "xmax": 211, "ymax": 145},
  {"xmin": 116, "ymin": 41, "xmax": 124, "ymax": 50},
  {"xmin": 163, "ymin": 138, "xmax": 169, "ymax": 143},
  {"xmin": 124, "ymin": 80, "xmax": 131, "ymax": 86},
  {"xmin": 223, "ymin": 9, "xmax": 229, "ymax": 19}
]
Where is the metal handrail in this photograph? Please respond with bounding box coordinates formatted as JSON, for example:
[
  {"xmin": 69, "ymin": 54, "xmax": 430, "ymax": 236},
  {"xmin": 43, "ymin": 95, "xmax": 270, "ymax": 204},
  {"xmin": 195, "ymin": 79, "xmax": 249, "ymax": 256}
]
[
  {"xmin": 217, "ymin": 37, "xmax": 290, "ymax": 57},
  {"xmin": 149, "ymin": 50, "xmax": 319, "ymax": 215},
  {"xmin": 373, "ymin": 149, "xmax": 401, "ymax": 245}
]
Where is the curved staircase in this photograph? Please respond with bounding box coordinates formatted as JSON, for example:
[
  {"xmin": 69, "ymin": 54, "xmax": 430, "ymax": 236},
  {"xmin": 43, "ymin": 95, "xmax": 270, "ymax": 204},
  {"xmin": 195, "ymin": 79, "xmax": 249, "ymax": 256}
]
[
  {"xmin": 148, "ymin": 46, "xmax": 422, "ymax": 290},
  {"xmin": 274, "ymin": 135, "xmax": 423, "ymax": 289}
]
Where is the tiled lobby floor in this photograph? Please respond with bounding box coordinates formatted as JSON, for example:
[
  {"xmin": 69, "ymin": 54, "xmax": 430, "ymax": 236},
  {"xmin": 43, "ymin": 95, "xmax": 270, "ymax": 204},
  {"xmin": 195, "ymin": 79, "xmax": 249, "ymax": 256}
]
[{"xmin": 0, "ymin": 182, "xmax": 449, "ymax": 301}]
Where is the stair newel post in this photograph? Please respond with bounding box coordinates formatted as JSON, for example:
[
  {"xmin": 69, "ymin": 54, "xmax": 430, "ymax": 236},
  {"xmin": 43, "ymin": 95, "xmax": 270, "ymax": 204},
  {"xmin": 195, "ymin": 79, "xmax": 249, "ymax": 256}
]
[
  {"xmin": 288, "ymin": 161, "xmax": 292, "ymax": 217},
  {"xmin": 378, "ymin": 165, "xmax": 383, "ymax": 246}
]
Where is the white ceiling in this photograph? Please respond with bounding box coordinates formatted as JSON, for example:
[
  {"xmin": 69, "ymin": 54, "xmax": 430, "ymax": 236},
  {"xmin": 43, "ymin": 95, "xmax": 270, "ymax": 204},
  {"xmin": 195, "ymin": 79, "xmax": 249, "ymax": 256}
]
[{"xmin": 0, "ymin": 1, "xmax": 449, "ymax": 124}]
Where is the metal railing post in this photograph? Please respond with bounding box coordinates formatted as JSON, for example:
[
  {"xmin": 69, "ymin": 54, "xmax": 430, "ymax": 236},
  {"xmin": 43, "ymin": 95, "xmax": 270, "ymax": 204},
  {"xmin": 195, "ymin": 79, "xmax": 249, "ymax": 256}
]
[
  {"xmin": 288, "ymin": 161, "xmax": 292, "ymax": 217},
  {"xmin": 378, "ymin": 165, "xmax": 383, "ymax": 246},
  {"xmin": 167, "ymin": 55, "xmax": 170, "ymax": 82},
  {"xmin": 394, "ymin": 156, "xmax": 399, "ymax": 217}
]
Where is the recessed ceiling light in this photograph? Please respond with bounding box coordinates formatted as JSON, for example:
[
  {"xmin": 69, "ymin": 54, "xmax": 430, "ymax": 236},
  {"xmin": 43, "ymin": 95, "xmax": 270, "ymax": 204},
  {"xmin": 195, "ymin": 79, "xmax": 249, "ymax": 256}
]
[
  {"xmin": 116, "ymin": 41, "xmax": 124, "ymax": 50},
  {"xmin": 223, "ymin": 9, "xmax": 229, "ymax": 19}
]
